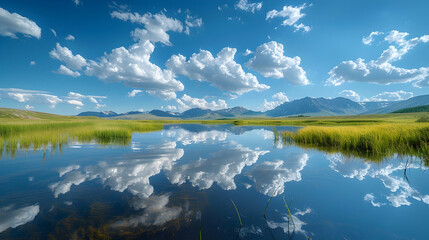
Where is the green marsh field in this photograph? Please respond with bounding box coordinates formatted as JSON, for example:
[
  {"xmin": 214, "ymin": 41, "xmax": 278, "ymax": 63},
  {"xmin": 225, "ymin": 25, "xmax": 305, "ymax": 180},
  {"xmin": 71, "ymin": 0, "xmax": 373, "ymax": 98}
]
[{"xmin": 1, "ymin": 107, "xmax": 428, "ymax": 163}]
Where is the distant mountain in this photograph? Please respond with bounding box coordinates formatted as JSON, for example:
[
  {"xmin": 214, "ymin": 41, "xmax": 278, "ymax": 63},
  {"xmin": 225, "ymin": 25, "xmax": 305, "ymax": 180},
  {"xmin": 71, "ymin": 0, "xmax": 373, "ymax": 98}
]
[
  {"xmin": 77, "ymin": 95, "xmax": 429, "ymax": 119},
  {"xmin": 182, "ymin": 108, "xmax": 213, "ymax": 118},
  {"xmin": 363, "ymin": 95, "xmax": 429, "ymax": 114},
  {"xmin": 147, "ymin": 107, "xmax": 260, "ymax": 119},
  {"xmin": 266, "ymin": 97, "xmax": 364, "ymax": 117},
  {"xmin": 123, "ymin": 111, "xmax": 145, "ymax": 115},
  {"xmin": 77, "ymin": 111, "xmax": 119, "ymax": 117},
  {"xmin": 216, "ymin": 106, "xmax": 261, "ymax": 116},
  {"xmin": 149, "ymin": 110, "xmax": 177, "ymax": 118},
  {"xmin": 393, "ymin": 105, "xmax": 429, "ymax": 113}
]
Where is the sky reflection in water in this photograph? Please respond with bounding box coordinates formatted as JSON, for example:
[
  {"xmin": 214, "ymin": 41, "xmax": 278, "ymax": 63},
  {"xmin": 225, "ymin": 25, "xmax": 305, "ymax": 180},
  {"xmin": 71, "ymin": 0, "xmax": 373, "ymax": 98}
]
[{"xmin": 0, "ymin": 124, "xmax": 428, "ymax": 239}]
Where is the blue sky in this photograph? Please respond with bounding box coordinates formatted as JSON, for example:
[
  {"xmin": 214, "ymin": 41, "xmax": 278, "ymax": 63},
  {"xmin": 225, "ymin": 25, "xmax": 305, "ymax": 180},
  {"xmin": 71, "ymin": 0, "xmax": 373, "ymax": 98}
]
[{"xmin": 0, "ymin": 0, "xmax": 428, "ymax": 115}]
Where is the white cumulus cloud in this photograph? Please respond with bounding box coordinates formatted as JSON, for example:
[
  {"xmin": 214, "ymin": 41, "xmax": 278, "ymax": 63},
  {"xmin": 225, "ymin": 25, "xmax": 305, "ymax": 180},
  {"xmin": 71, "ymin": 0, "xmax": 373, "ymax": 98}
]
[
  {"xmin": 66, "ymin": 91, "xmax": 107, "ymax": 109},
  {"xmin": 176, "ymin": 94, "xmax": 228, "ymax": 111},
  {"xmin": 111, "ymin": 11, "xmax": 184, "ymax": 46},
  {"xmin": 50, "ymin": 43, "xmax": 88, "ymax": 71},
  {"xmin": 65, "ymin": 34, "xmax": 75, "ymax": 41},
  {"xmin": 328, "ymin": 30, "xmax": 429, "ymax": 87},
  {"xmin": 235, "ymin": 0, "xmax": 263, "ymax": 13},
  {"xmin": 243, "ymin": 49, "xmax": 253, "ymax": 56},
  {"xmin": 128, "ymin": 89, "xmax": 143, "ymax": 97},
  {"xmin": 339, "ymin": 90, "xmax": 360, "ymax": 102},
  {"xmin": 184, "ymin": 14, "xmax": 203, "ymax": 35},
  {"xmin": 260, "ymin": 92, "xmax": 289, "ymax": 111},
  {"xmin": 0, "ymin": 7, "xmax": 41, "ymax": 39},
  {"xmin": 167, "ymin": 47, "xmax": 269, "ymax": 95},
  {"xmin": 246, "ymin": 41, "xmax": 309, "ymax": 85},
  {"xmin": 362, "ymin": 31, "xmax": 383, "ymax": 45},
  {"xmin": 0, "ymin": 88, "xmax": 62, "ymax": 108},
  {"xmin": 85, "ymin": 40, "xmax": 184, "ymax": 100},
  {"xmin": 66, "ymin": 99, "xmax": 84, "ymax": 106},
  {"xmin": 266, "ymin": 4, "xmax": 311, "ymax": 32},
  {"xmin": 363, "ymin": 90, "xmax": 413, "ymax": 102},
  {"xmin": 56, "ymin": 65, "xmax": 81, "ymax": 77}
]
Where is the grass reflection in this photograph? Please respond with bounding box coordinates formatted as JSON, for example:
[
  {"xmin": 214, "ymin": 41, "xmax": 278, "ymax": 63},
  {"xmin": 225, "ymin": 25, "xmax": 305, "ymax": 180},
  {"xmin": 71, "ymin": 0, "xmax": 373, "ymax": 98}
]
[{"xmin": 0, "ymin": 120, "xmax": 163, "ymax": 159}]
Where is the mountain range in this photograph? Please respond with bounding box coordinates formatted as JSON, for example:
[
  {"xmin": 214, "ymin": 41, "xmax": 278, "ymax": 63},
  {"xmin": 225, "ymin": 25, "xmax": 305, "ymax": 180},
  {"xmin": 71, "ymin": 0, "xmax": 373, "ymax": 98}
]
[{"xmin": 77, "ymin": 94, "xmax": 429, "ymax": 119}]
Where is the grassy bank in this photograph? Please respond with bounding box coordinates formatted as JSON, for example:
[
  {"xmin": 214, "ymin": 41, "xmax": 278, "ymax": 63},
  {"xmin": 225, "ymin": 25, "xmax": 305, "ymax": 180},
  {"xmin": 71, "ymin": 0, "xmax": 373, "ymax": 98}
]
[
  {"xmin": 281, "ymin": 123, "xmax": 429, "ymax": 163},
  {"xmin": 152, "ymin": 112, "xmax": 428, "ymax": 126},
  {"xmin": 1, "ymin": 109, "xmax": 428, "ymax": 161},
  {"xmin": 0, "ymin": 119, "xmax": 163, "ymax": 158}
]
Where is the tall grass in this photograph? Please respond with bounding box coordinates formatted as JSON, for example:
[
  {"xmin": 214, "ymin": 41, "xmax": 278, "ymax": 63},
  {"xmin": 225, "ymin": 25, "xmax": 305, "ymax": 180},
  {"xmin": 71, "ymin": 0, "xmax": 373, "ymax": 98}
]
[
  {"xmin": 281, "ymin": 123, "xmax": 429, "ymax": 163},
  {"xmin": 0, "ymin": 120, "xmax": 163, "ymax": 159}
]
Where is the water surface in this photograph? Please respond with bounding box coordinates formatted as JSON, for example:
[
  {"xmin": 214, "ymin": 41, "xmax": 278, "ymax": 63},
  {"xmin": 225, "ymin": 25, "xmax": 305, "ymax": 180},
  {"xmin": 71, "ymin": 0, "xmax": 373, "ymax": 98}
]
[{"xmin": 0, "ymin": 124, "xmax": 428, "ymax": 239}]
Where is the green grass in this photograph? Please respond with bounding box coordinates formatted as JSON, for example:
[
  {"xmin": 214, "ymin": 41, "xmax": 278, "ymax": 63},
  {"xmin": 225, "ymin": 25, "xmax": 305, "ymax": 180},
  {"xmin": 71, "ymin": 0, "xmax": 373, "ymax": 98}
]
[
  {"xmin": 281, "ymin": 123, "xmax": 429, "ymax": 163},
  {"xmin": 0, "ymin": 119, "xmax": 163, "ymax": 158},
  {"xmin": 1, "ymin": 108, "xmax": 428, "ymax": 162},
  {"xmin": 417, "ymin": 115, "xmax": 429, "ymax": 122}
]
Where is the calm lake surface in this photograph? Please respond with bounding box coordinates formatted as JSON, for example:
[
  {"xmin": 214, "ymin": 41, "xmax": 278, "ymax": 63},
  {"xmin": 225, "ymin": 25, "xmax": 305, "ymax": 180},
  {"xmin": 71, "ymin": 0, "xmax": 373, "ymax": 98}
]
[{"xmin": 0, "ymin": 124, "xmax": 428, "ymax": 239}]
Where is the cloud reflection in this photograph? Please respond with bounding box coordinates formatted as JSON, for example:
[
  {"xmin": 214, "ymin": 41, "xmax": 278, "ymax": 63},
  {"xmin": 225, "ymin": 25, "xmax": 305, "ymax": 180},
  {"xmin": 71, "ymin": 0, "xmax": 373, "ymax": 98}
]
[
  {"xmin": 165, "ymin": 144, "xmax": 269, "ymax": 190},
  {"xmin": 267, "ymin": 208, "xmax": 312, "ymax": 236},
  {"xmin": 50, "ymin": 142, "xmax": 184, "ymax": 199},
  {"xmin": 327, "ymin": 153, "xmax": 429, "ymax": 207},
  {"xmin": 166, "ymin": 128, "xmax": 228, "ymax": 145},
  {"xmin": 112, "ymin": 193, "xmax": 183, "ymax": 227},
  {"xmin": 245, "ymin": 153, "xmax": 309, "ymax": 196},
  {"xmin": 0, "ymin": 204, "xmax": 39, "ymax": 233}
]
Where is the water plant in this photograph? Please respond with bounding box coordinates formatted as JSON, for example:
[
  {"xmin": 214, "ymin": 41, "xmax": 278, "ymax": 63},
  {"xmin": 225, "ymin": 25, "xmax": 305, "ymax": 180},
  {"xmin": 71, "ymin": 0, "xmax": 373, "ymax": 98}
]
[
  {"xmin": 264, "ymin": 186, "xmax": 280, "ymax": 218},
  {"xmin": 281, "ymin": 123, "xmax": 429, "ymax": 163},
  {"xmin": 230, "ymin": 199, "xmax": 243, "ymax": 228},
  {"xmin": 282, "ymin": 196, "xmax": 295, "ymax": 231}
]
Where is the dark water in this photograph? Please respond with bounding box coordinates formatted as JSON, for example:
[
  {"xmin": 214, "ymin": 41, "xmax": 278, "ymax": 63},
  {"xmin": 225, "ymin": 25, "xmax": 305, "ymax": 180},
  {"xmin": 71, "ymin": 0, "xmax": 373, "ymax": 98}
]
[{"xmin": 0, "ymin": 124, "xmax": 428, "ymax": 239}]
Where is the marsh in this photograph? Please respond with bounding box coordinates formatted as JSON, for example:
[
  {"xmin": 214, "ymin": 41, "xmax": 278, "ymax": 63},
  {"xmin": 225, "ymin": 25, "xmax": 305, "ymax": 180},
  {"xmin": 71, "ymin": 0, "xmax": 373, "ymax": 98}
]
[{"xmin": 0, "ymin": 124, "xmax": 428, "ymax": 239}]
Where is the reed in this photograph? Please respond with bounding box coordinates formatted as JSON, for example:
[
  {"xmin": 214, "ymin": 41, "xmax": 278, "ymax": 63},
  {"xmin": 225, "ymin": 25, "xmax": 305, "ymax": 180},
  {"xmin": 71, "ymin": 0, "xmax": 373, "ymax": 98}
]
[
  {"xmin": 281, "ymin": 123, "xmax": 429, "ymax": 163},
  {"xmin": 0, "ymin": 120, "xmax": 163, "ymax": 159}
]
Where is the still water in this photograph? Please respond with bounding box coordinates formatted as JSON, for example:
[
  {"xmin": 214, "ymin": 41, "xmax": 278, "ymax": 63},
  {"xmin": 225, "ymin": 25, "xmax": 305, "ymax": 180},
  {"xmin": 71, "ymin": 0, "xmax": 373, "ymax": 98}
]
[{"xmin": 0, "ymin": 124, "xmax": 428, "ymax": 239}]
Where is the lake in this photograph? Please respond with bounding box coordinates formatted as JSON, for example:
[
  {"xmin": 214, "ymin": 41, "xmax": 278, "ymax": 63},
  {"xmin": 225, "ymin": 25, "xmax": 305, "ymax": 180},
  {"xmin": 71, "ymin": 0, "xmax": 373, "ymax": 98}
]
[{"xmin": 0, "ymin": 124, "xmax": 428, "ymax": 239}]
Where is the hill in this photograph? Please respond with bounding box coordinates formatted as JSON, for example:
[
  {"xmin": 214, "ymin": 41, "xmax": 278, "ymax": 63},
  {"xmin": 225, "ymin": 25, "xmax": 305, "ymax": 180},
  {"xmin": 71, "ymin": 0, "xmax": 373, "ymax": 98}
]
[
  {"xmin": 363, "ymin": 95, "xmax": 429, "ymax": 114},
  {"xmin": 78, "ymin": 111, "xmax": 119, "ymax": 117},
  {"xmin": 0, "ymin": 108, "xmax": 83, "ymax": 120},
  {"xmin": 76, "ymin": 94, "xmax": 429, "ymax": 119},
  {"xmin": 392, "ymin": 105, "xmax": 429, "ymax": 113},
  {"xmin": 266, "ymin": 97, "xmax": 364, "ymax": 117}
]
